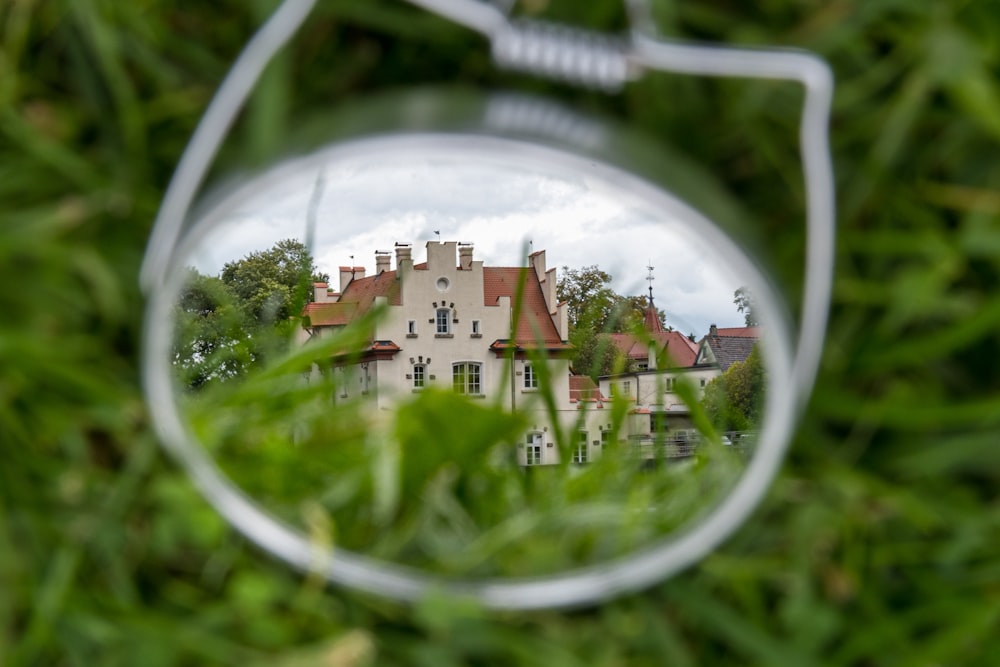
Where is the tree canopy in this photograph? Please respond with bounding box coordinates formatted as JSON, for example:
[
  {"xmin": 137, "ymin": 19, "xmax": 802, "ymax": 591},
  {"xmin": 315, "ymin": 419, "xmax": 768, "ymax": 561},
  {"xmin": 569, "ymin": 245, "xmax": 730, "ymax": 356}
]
[
  {"xmin": 702, "ymin": 344, "xmax": 766, "ymax": 432},
  {"xmin": 174, "ymin": 239, "xmax": 325, "ymax": 387},
  {"xmin": 557, "ymin": 265, "xmax": 666, "ymax": 378},
  {"xmin": 221, "ymin": 238, "xmax": 326, "ymax": 323},
  {"xmin": 733, "ymin": 286, "xmax": 759, "ymax": 327}
]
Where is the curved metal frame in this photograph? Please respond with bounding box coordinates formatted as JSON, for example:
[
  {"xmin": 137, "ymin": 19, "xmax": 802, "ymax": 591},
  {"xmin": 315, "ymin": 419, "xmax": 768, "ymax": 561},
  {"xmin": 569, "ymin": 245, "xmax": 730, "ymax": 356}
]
[{"xmin": 140, "ymin": 0, "xmax": 835, "ymax": 610}]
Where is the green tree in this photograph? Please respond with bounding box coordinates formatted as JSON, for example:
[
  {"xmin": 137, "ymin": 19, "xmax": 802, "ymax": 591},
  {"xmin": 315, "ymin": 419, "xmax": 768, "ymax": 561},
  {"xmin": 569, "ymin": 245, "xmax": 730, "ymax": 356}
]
[
  {"xmin": 174, "ymin": 240, "xmax": 327, "ymax": 389},
  {"xmin": 733, "ymin": 286, "xmax": 759, "ymax": 327},
  {"xmin": 173, "ymin": 268, "xmax": 254, "ymax": 388},
  {"xmin": 221, "ymin": 238, "xmax": 326, "ymax": 324},
  {"xmin": 558, "ymin": 266, "xmax": 664, "ymax": 377},
  {"xmin": 557, "ymin": 265, "xmax": 620, "ymax": 331},
  {"xmin": 702, "ymin": 344, "xmax": 765, "ymax": 431}
]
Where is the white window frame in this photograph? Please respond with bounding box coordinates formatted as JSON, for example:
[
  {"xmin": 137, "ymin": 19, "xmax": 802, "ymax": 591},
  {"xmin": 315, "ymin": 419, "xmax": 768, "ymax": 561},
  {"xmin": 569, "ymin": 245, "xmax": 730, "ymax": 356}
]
[
  {"xmin": 436, "ymin": 308, "xmax": 451, "ymax": 335},
  {"xmin": 412, "ymin": 363, "xmax": 425, "ymax": 389},
  {"xmin": 525, "ymin": 433, "xmax": 542, "ymax": 466},
  {"xmin": 523, "ymin": 362, "xmax": 538, "ymax": 389},
  {"xmin": 573, "ymin": 431, "xmax": 589, "ymax": 464},
  {"xmin": 407, "ymin": 319, "xmax": 417, "ymax": 335},
  {"xmin": 452, "ymin": 361, "xmax": 482, "ymax": 395}
]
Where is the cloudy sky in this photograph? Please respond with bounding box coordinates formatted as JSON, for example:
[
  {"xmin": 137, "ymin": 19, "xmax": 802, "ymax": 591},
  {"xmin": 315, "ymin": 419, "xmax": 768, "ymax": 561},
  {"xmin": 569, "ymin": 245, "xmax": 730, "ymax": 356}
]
[{"xmin": 187, "ymin": 145, "xmax": 750, "ymax": 336}]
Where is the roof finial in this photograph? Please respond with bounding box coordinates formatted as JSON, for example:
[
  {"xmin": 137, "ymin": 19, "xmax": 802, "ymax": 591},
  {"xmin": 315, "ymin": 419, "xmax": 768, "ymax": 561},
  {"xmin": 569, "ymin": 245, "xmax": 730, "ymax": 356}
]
[
  {"xmin": 646, "ymin": 261, "xmax": 655, "ymax": 304},
  {"xmin": 643, "ymin": 262, "xmax": 665, "ymax": 333}
]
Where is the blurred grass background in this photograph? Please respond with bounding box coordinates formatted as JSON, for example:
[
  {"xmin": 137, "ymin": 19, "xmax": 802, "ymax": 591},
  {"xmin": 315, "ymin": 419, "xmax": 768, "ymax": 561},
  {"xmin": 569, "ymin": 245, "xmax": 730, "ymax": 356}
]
[{"xmin": 3, "ymin": 0, "xmax": 1000, "ymax": 665}]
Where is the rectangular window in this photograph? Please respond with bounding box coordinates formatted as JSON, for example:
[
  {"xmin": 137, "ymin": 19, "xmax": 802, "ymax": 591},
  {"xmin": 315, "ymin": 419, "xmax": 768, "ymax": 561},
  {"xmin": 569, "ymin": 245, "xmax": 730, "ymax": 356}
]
[
  {"xmin": 525, "ymin": 433, "xmax": 542, "ymax": 466},
  {"xmin": 664, "ymin": 377, "xmax": 674, "ymax": 391},
  {"xmin": 407, "ymin": 320, "xmax": 417, "ymax": 335},
  {"xmin": 573, "ymin": 431, "xmax": 589, "ymax": 464},
  {"xmin": 523, "ymin": 363, "xmax": 537, "ymax": 389},
  {"xmin": 453, "ymin": 362, "xmax": 482, "ymax": 395},
  {"xmin": 412, "ymin": 364, "xmax": 425, "ymax": 388},
  {"xmin": 471, "ymin": 320, "xmax": 481, "ymax": 335},
  {"xmin": 617, "ymin": 380, "xmax": 631, "ymax": 396},
  {"xmin": 700, "ymin": 378, "xmax": 707, "ymax": 388},
  {"xmin": 436, "ymin": 308, "xmax": 450, "ymax": 334}
]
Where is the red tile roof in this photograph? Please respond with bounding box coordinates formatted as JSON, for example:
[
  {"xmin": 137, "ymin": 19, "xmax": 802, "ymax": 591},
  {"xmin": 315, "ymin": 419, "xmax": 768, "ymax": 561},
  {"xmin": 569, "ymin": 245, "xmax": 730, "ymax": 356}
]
[
  {"xmin": 483, "ymin": 267, "xmax": 566, "ymax": 348},
  {"xmin": 713, "ymin": 326, "xmax": 761, "ymax": 338},
  {"xmin": 303, "ymin": 271, "xmax": 399, "ymax": 326},
  {"xmin": 658, "ymin": 331, "xmax": 699, "ymax": 367},
  {"xmin": 302, "ymin": 301, "xmax": 357, "ymax": 326},
  {"xmin": 304, "ymin": 264, "xmax": 567, "ymax": 350},
  {"xmin": 337, "ymin": 271, "xmax": 402, "ymax": 309},
  {"xmin": 606, "ymin": 330, "xmax": 698, "ymax": 368},
  {"xmin": 569, "ymin": 375, "xmax": 606, "ymax": 402},
  {"xmin": 643, "ymin": 305, "xmax": 665, "ymax": 334}
]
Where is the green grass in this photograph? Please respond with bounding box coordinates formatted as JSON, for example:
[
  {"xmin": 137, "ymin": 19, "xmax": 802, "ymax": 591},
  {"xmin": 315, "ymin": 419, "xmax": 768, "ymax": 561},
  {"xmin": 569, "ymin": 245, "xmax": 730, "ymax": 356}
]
[{"xmin": 3, "ymin": 0, "xmax": 1000, "ymax": 665}]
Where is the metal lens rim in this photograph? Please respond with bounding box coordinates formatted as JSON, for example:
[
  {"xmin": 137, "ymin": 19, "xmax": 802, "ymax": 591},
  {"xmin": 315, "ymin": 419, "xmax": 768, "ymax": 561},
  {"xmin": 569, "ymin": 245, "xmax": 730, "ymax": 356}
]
[{"xmin": 144, "ymin": 132, "xmax": 797, "ymax": 610}]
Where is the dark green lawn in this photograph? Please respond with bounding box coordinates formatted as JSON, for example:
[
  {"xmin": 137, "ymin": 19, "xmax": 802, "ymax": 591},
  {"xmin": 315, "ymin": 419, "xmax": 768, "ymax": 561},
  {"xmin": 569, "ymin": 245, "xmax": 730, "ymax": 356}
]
[{"xmin": 3, "ymin": 1, "xmax": 1000, "ymax": 665}]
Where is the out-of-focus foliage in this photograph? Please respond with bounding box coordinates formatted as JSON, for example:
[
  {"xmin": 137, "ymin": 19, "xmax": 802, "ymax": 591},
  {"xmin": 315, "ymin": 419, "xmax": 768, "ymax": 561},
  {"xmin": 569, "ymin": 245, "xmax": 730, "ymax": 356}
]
[{"xmin": 3, "ymin": 0, "xmax": 1000, "ymax": 665}]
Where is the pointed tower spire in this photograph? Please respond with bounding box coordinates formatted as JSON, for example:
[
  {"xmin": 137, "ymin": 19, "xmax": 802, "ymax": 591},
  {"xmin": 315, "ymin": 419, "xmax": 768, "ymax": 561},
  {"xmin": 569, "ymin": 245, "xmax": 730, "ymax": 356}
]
[{"xmin": 644, "ymin": 262, "xmax": 665, "ymax": 333}]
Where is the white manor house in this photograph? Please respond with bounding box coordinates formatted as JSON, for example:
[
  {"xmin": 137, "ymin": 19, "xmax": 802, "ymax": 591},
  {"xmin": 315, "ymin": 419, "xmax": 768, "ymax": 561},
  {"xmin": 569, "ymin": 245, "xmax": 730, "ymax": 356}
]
[{"xmin": 301, "ymin": 241, "xmax": 760, "ymax": 466}]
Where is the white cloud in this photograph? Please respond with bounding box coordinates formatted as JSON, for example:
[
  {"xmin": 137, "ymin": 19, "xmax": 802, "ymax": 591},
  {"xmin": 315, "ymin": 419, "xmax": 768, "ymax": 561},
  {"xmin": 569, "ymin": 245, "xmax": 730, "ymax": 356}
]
[{"xmin": 187, "ymin": 146, "xmax": 754, "ymax": 336}]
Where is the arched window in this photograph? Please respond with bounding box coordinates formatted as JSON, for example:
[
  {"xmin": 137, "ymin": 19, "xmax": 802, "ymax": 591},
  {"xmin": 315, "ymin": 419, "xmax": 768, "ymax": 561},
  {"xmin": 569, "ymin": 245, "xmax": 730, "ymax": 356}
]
[{"xmin": 412, "ymin": 363, "xmax": 425, "ymax": 389}]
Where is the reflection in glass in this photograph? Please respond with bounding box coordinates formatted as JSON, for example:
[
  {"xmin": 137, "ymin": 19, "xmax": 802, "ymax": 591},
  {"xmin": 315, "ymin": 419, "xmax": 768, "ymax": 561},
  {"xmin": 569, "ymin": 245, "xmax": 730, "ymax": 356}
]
[{"xmin": 168, "ymin": 143, "xmax": 769, "ymax": 578}]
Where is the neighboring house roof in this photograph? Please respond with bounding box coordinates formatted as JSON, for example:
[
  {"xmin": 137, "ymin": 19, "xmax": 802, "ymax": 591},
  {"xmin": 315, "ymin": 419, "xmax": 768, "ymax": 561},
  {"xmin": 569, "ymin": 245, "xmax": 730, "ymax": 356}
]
[
  {"xmin": 606, "ymin": 330, "xmax": 699, "ymax": 368},
  {"xmin": 569, "ymin": 375, "xmax": 605, "ymax": 402},
  {"xmin": 643, "ymin": 304, "xmax": 665, "ymax": 333},
  {"xmin": 696, "ymin": 326, "xmax": 761, "ymax": 372},
  {"xmin": 601, "ymin": 298, "xmax": 699, "ymax": 369}
]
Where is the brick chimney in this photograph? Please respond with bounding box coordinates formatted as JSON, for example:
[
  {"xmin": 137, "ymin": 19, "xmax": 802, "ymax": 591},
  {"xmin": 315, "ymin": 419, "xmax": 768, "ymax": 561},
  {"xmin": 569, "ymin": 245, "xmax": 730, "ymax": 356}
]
[{"xmin": 709, "ymin": 323, "xmax": 718, "ymax": 336}]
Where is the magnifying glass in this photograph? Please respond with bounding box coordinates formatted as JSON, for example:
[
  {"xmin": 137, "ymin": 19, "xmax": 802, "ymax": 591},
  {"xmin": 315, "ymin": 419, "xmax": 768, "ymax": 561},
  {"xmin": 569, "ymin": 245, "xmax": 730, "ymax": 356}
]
[{"xmin": 141, "ymin": 0, "xmax": 834, "ymax": 610}]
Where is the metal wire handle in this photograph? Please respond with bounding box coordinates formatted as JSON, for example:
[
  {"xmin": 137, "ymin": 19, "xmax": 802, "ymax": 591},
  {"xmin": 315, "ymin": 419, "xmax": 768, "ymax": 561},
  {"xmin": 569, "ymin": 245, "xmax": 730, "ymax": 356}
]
[{"xmin": 491, "ymin": 18, "xmax": 632, "ymax": 91}]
